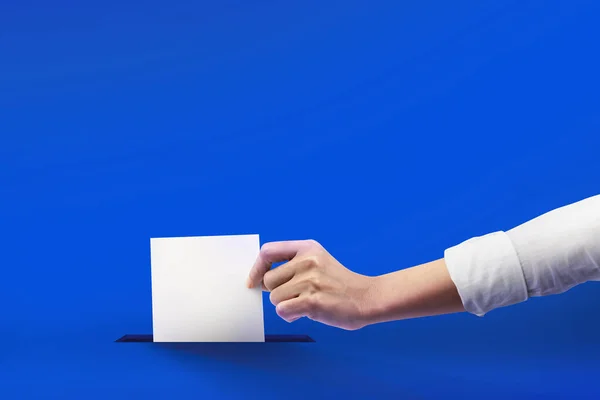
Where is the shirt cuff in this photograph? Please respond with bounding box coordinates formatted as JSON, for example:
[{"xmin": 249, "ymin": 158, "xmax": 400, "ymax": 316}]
[{"xmin": 444, "ymin": 231, "xmax": 529, "ymax": 316}]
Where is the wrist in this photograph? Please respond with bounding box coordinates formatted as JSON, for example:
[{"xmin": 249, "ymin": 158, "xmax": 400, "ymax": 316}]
[
  {"xmin": 359, "ymin": 259, "xmax": 465, "ymax": 327},
  {"xmin": 358, "ymin": 273, "xmax": 394, "ymax": 327}
]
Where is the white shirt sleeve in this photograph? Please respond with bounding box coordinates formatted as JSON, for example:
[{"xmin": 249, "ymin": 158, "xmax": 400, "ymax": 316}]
[{"xmin": 444, "ymin": 194, "xmax": 600, "ymax": 316}]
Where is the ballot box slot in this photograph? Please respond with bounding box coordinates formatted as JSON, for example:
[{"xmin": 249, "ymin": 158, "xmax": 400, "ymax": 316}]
[{"xmin": 115, "ymin": 334, "xmax": 315, "ymax": 343}]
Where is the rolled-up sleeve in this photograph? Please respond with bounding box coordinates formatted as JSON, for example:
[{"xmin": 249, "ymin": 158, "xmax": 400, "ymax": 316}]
[{"xmin": 444, "ymin": 194, "xmax": 600, "ymax": 316}]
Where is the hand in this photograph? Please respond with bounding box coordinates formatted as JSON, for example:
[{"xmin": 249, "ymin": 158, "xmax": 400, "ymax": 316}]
[{"xmin": 246, "ymin": 239, "xmax": 376, "ymax": 330}]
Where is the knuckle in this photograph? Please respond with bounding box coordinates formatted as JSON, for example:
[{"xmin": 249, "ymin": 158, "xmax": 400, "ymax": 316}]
[
  {"xmin": 260, "ymin": 242, "xmax": 274, "ymax": 257},
  {"xmin": 263, "ymin": 271, "xmax": 274, "ymax": 290},
  {"xmin": 275, "ymin": 304, "xmax": 286, "ymax": 319},
  {"xmin": 276, "ymin": 303, "xmax": 293, "ymax": 321},
  {"xmin": 303, "ymin": 255, "xmax": 320, "ymax": 270},
  {"xmin": 308, "ymin": 273, "xmax": 322, "ymax": 290},
  {"xmin": 269, "ymin": 290, "xmax": 279, "ymax": 305},
  {"xmin": 306, "ymin": 292, "xmax": 322, "ymax": 310}
]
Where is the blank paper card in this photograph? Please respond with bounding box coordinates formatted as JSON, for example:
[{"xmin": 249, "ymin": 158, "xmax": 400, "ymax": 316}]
[{"xmin": 150, "ymin": 234, "xmax": 265, "ymax": 342}]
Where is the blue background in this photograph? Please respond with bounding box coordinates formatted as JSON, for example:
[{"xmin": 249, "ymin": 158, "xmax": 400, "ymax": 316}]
[{"xmin": 1, "ymin": 0, "xmax": 599, "ymax": 398}]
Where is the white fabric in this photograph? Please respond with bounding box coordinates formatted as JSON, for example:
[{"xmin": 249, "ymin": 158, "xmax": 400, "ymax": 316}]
[{"xmin": 444, "ymin": 194, "xmax": 600, "ymax": 316}]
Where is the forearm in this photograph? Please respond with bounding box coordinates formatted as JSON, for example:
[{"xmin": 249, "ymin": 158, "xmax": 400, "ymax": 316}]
[
  {"xmin": 361, "ymin": 194, "xmax": 600, "ymax": 325},
  {"xmin": 362, "ymin": 258, "xmax": 465, "ymax": 325}
]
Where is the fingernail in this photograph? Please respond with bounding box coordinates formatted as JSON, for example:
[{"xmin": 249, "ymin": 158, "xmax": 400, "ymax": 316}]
[{"xmin": 246, "ymin": 277, "xmax": 252, "ymax": 288}]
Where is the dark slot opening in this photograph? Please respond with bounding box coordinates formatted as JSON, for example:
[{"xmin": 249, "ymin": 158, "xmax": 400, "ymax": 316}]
[{"xmin": 115, "ymin": 334, "xmax": 315, "ymax": 343}]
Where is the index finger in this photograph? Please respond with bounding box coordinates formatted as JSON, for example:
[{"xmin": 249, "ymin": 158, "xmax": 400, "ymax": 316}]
[{"xmin": 246, "ymin": 241, "xmax": 308, "ymax": 288}]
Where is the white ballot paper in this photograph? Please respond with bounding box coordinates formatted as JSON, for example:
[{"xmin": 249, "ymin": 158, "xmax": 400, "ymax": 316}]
[{"xmin": 150, "ymin": 234, "xmax": 265, "ymax": 342}]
